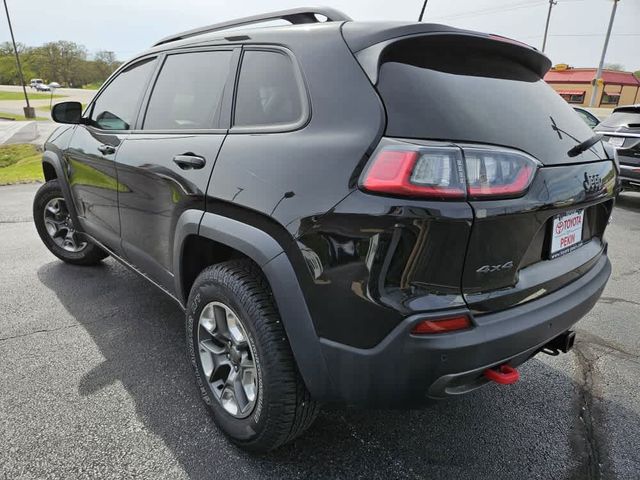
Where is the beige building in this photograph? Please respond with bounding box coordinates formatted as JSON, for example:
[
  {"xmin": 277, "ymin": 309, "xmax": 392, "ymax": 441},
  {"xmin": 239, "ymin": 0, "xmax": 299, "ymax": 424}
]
[{"xmin": 544, "ymin": 66, "xmax": 640, "ymax": 108}]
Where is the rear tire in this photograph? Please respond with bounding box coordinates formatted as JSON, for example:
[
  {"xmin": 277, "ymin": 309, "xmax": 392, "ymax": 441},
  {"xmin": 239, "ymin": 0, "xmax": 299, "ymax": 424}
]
[
  {"xmin": 186, "ymin": 259, "xmax": 319, "ymax": 452},
  {"xmin": 33, "ymin": 179, "xmax": 108, "ymax": 266}
]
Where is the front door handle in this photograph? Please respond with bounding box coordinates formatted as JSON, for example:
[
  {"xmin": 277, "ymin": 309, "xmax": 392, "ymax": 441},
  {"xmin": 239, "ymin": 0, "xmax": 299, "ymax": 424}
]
[
  {"xmin": 173, "ymin": 154, "xmax": 206, "ymax": 170},
  {"xmin": 98, "ymin": 144, "xmax": 116, "ymax": 155}
]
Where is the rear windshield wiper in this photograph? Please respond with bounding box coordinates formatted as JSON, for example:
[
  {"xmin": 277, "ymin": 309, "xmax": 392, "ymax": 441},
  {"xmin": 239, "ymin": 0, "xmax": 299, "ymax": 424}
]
[{"xmin": 568, "ymin": 133, "xmax": 603, "ymax": 157}]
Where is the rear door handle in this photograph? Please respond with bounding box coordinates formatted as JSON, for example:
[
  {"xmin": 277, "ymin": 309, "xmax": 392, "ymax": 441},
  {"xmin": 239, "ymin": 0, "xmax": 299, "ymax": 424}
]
[
  {"xmin": 173, "ymin": 154, "xmax": 206, "ymax": 170},
  {"xmin": 98, "ymin": 144, "xmax": 116, "ymax": 155}
]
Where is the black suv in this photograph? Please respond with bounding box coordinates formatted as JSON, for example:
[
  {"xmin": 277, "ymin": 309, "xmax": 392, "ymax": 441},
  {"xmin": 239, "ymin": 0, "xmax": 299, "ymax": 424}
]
[{"xmin": 33, "ymin": 7, "xmax": 617, "ymax": 452}]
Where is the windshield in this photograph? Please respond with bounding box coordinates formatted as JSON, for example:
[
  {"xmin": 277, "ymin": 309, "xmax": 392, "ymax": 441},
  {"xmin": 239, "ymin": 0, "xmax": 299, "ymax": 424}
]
[{"xmin": 600, "ymin": 111, "xmax": 640, "ymax": 128}]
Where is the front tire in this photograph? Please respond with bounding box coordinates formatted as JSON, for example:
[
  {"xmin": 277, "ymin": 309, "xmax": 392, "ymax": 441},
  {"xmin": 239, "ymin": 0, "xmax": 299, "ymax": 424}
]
[
  {"xmin": 186, "ymin": 260, "xmax": 319, "ymax": 452},
  {"xmin": 33, "ymin": 179, "xmax": 108, "ymax": 266}
]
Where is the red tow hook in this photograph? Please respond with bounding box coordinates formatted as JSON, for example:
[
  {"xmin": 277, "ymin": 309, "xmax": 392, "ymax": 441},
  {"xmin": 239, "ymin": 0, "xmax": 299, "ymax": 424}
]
[{"xmin": 484, "ymin": 364, "xmax": 519, "ymax": 385}]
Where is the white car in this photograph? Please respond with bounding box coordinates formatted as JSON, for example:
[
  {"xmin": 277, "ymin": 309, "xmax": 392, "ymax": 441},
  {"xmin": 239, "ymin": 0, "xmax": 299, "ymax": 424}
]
[
  {"xmin": 48, "ymin": 82, "xmax": 61, "ymax": 89},
  {"xmin": 29, "ymin": 78, "xmax": 44, "ymax": 89},
  {"xmin": 35, "ymin": 83, "xmax": 51, "ymax": 92}
]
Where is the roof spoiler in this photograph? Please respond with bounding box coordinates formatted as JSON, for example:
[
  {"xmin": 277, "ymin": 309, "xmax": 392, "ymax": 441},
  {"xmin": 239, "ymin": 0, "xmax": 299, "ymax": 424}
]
[
  {"xmin": 342, "ymin": 23, "xmax": 551, "ymax": 84},
  {"xmin": 153, "ymin": 6, "xmax": 352, "ymax": 46}
]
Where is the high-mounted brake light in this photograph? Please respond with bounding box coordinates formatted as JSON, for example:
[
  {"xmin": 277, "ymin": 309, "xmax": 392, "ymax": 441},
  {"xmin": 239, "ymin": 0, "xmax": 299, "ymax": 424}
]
[
  {"xmin": 411, "ymin": 315, "xmax": 471, "ymax": 335},
  {"xmin": 361, "ymin": 144, "xmax": 538, "ymax": 200}
]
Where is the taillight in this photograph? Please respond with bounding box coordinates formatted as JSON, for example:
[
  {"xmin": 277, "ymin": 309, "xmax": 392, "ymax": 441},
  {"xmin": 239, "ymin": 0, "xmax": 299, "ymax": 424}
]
[
  {"xmin": 464, "ymin": 147, "xmax": 537, "ymax": 199},
  {"xmin": 360, "ymin": 142, "xmax": 539, "ymax": 200},
  {"xmin": 361, "ymin": 146, "xmax": 466, "ymax": 199},
  {"xmin": 411, "ymin": 315, "xmax": 471, "ymax": 334}
]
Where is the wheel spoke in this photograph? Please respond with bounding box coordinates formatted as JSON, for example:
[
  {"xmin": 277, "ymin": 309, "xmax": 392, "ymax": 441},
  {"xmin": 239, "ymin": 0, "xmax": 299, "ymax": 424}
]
[{"xmin": 225, "ymin": 309, "xmax": 247, "ymax": 346}]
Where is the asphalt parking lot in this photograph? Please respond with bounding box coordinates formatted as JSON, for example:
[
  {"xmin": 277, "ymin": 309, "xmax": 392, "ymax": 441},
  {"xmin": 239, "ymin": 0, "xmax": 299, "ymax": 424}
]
[{"xmin": 1, "ymin": 183, "xmax": 639, "ymax": 479}]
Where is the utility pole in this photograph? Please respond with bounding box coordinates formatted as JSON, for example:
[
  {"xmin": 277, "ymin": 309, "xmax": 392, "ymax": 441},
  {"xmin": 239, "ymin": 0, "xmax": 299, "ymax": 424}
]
[
  {"xmin": 418, "ymin": 0, "xmax": 429, "ymax": 21},
  {"xmin": 589, "ymin": 0, "xmax": 620, "ymax": 107},
  {"xmin": 541, "ymin": 0, "xmax": 557, "ymax": 53},
  {"xmin": 2, "ymin": 0, "xmax": 34, "ymax": 118}
]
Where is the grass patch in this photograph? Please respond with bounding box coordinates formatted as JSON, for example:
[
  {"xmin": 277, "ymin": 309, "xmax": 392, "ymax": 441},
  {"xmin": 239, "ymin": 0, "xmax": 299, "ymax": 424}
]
[
  {"xmin": 82, "ymin": 82, "xmax": 102, "ymax": 90},
  {"xmin": 0, "ymin": 143, "xmax": 43, "ymax": 185},
  {"xmin": 0, "ymin": 111, "xmax": 49, "ymax": 121},
  {"xmin": 0, "ymin": 91, "xmax": 65, "ymax": 101}
]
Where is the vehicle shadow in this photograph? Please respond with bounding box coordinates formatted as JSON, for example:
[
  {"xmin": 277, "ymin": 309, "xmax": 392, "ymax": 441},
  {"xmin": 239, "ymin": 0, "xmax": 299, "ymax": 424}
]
[{"xmin": 37, "ymin": 260, "xmax": 636, "ymax": 480}]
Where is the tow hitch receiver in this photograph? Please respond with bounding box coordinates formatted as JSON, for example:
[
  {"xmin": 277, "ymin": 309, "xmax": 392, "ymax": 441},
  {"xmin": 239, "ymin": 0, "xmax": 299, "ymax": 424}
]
[{"xmin": 484, "ymin": 364, "xmax": 520, "ymax": 385}]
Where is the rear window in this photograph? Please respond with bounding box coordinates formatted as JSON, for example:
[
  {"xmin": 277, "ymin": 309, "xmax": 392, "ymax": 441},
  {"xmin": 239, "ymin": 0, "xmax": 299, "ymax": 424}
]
[
  {"xmin": 234, "ymin": 50, "xmax": 303, "ymax": 128},
  {"xmin": 600, "ymin": 111, "xmax": 640, "ymax": 128},
  {"xmin": 376, "ymin": 35, "xmax": 605, "ymax": 163}
]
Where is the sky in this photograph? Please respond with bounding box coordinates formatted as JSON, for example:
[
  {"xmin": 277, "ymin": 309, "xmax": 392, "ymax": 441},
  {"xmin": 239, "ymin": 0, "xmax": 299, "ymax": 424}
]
[{"xmin": 2, "ymin": 0, "xmax": 639, "ymax": 70}]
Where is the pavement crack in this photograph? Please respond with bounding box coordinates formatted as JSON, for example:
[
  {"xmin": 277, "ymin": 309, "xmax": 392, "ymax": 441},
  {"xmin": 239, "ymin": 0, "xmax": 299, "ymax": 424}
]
[
  {"xmin": 0, "ymin": 323, "xmax": 80, "ymax": 343},
  {"xmin": 572, "ymin": 342, "xmax": 604, "ymax": 480},
  {"xmin": 598, "ymin": 296, "xmax": 640, "ymax": 309}
]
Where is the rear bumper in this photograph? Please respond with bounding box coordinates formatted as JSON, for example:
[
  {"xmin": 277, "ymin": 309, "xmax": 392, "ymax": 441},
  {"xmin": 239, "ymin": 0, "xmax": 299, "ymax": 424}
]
[{"xmin": 318, "ymin": 254, "xmax": 611, "ymax": 406}]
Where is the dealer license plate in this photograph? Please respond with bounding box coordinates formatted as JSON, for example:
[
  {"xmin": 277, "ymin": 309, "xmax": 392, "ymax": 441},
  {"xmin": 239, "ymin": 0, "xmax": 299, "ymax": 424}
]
[{"xmin": 550, "ymin": 209, "xmax": 584, "ymax": 258}]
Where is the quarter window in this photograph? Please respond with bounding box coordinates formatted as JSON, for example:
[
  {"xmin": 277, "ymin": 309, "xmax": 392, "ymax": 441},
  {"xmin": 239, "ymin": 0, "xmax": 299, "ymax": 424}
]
[
  {"xmin": 90, "ymin": 58, "xmax": 156, "ymax": 130},
  {"xmin": 234, "ymin": 50, "xmax": 303, "ymax": 128},
  {"xmin": 144, "ymin": 51, "xmax": 233, "ymax": 130}
]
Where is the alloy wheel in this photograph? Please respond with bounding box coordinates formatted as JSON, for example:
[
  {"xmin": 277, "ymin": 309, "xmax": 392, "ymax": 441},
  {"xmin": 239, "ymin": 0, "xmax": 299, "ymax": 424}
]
[
  {"xmin": 197, "ymin": 301, "xmax": 258, "ymax": 418},
  {"xmin": 43, "ymin": 198, "xmax": 87, "ymax": 253}
]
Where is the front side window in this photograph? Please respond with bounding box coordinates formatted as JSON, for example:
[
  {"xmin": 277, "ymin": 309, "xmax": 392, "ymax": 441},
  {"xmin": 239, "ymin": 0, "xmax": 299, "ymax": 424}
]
[
  {"xmin": 234, "ymin": 50, "xmax": 303, "ymax": 128},
  {"xmin": 90, "ymin": 58, "xmax": 156, "ymax": 130},
  {"xmin": 143, "ymin": 50, "xmax": 233, "ymax": 130}
]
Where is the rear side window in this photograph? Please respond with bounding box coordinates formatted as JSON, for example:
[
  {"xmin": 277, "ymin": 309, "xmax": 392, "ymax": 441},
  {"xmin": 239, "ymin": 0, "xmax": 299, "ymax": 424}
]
[
  {"xmin": 234, "ymin": 50, "xmax": 303, "ymax": 128},
  {"xmin": 90, "ymin": 58, "xmax": 156, "ymax": 130},
  {"xmin": 143, "ymin": 50, "xmax": 233, "ymax": 130}
]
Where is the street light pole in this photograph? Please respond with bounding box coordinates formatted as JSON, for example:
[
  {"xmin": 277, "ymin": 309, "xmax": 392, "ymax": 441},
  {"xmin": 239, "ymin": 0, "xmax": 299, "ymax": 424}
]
[
  {"xmin": 589, "ymin": 0, "xmax": 620, "ymax": 107},
  {"xmin": 2, "ymin": 0, "xmax": 34, "ymax": 118},
  {"xmin": 418, "ymin": 0, "xmax": 429, "ymax": 21},
  {"xmin": 541, "ymin": 0, "xmax": 557, "ymax": 53}
]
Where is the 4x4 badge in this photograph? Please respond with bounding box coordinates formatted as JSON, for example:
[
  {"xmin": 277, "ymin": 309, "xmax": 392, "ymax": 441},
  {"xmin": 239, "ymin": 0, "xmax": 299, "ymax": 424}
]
[
  {"xmin": 476, "ymin": 261, "xmax": 514, "ymax": 274},
  {"xmin": 583, "ymin": 172, "xmax": 602, "ymax": 194}
]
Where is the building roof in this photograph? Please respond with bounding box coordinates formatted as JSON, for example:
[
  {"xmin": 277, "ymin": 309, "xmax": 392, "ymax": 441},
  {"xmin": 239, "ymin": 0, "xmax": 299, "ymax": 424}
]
[{"xmin": 544, "ymin": 68, "xmax": 640, "ymax": 86}]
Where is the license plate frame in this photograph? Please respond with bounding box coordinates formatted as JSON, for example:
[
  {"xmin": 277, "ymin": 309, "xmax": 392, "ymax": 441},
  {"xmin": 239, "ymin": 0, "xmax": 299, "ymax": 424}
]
[{"xmin": 550, "ymin": 209, "xmax": 585, "ymax": 259}]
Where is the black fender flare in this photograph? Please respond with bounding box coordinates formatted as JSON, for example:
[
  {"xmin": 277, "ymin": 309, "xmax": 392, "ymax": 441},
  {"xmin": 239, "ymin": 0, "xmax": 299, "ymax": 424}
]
[
  {"xmin": 41, "ymin": 150, "xmax": 83, "ymax": 229},
  {"xmin": 173, "ymin": 210, "xmax": 333, "ymax": 399}
]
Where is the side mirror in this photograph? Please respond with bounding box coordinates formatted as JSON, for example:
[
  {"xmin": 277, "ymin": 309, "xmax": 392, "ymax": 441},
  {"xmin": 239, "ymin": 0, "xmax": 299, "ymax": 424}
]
[{"xmin": 51, "ymin": 101, "xmax": 84, "ymax": 124}]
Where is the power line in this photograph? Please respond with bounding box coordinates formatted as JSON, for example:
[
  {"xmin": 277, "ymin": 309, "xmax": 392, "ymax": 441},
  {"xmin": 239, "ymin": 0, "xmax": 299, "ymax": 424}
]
[{"xmin": 428, "ymin": 1, "xmax": 546, "ymax": 22}]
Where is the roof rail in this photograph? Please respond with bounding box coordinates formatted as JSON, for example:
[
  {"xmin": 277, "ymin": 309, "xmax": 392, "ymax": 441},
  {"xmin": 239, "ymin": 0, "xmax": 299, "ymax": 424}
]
[{"xmin": 153, "ymin": 7, "xmax": 352, "ymax": 47}]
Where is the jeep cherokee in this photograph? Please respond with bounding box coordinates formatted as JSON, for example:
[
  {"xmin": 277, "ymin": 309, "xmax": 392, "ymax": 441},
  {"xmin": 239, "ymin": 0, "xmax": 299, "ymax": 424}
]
[{"xmin": 33, "ymin": 7, "xmax": 618, "ymax": 452}]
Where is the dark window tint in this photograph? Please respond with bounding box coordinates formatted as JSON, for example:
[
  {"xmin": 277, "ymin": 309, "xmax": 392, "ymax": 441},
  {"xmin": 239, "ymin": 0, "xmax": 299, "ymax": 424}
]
[
  {"xmin": 90, "ymin": 58, "xmax": 156, "ymax": 130},
  {"xmin": 144, "ymin": 51, "xmax": 233, "ymax": 130},
  {"xmin": 234, "ymin": 50, "xmax": 303, "ymax": 127},
  {"xmin": 376, "ymin": 35, "xmax": 603, "ymax": 163}
]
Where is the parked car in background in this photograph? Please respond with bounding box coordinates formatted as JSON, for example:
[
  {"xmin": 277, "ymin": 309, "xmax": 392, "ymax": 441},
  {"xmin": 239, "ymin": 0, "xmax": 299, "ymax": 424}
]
[
  {"xmin": 33, "ymin": 7, "xmax": 617, "ymax": 452},
  {"xmin": 48, "ymin": 82, "xmax": 61, "ymax": 89},
  {"xmin": 596, "ymin": 104, "xmax": 640, "ymax": 192},
  {"xmin": 574, "ymin": 107, "xmax": 600, "ymax": 129},
  {"xmin": 29, "ymin": 78, "xmax": 44, "ymax": 89},
  {"xmin": 34, "ymin": 83, "xmax": 51, "ymax": 92}
]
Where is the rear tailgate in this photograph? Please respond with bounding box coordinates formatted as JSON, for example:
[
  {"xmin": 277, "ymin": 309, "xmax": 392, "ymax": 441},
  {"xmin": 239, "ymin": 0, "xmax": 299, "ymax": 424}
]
[
  {"xmin": 345, "ymin": 26, "xmax": 617, "ymax": 313},
  {"xmin": 463, "ymin": 160, "xmax": 615, "ymax": 313}
]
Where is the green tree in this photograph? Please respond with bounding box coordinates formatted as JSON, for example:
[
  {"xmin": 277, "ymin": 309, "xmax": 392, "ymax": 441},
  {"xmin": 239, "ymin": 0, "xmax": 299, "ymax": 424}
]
[{"xmin": 604, "ymin": 62, "xmax": 625, "ymax": 71}]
